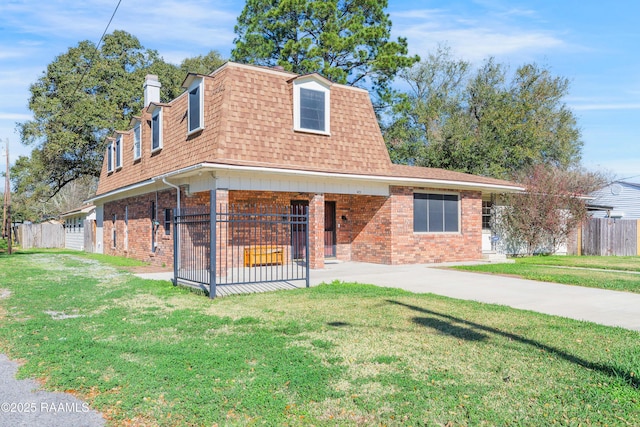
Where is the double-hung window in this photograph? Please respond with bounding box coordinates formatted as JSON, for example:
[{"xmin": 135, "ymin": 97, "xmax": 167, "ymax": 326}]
[
  {"xmin": 133, "ymin": 121, "xmax": 141, "ymax": 160},
  {"xmin": 107, "ymin": 141, "xmax": 114, "ymax": 172},
  {"xmin": 293, "ymin": 77, "xmax": 330, "ymax": 135},
  {"xmin": 413, "ymin": 193, "xmax": 459, "ymax": 233},
  {"xmin": 299, "ymin": 88, "xmax": 325, "ymax": 131},
  {"xmin": 164, "ymin": 209, "xmax": 171, "ymax": 236},
  {"xmin": 151, "ymin": 108, "xmax": 162, "ymax": 152},
  {"xmin": 114, "ymin": 135, "xmax": 122, "ymax": 169},
  {"xmin": 187, "ymin": 78, "xmax": 204, "ymax": 133}
]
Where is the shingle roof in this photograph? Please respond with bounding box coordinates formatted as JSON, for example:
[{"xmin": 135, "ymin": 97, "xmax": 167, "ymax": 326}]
[
  {"xmin": 96, "ymin": 62, "xmax": 521, "ymax": 196},
  {"xmin": 211, "ymin": 63, "xmax": 393, "ymax": 176},
  {"xmin": 387, "ymin": 164, "xmax": 519, "ymax": 188}
]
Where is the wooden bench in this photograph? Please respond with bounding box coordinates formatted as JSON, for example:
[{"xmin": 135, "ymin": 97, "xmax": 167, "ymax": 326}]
[{"xmin": 243, "ymin": 245, "xmax": 284, "ymax": 267}]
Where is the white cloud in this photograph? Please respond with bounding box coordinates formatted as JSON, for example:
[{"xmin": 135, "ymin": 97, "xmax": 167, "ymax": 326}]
[
  {"xmin": 571, "ymin": 103, "xmax": 640, "ymax": 111},
  {"xmin": 2, "ymin": 0, "xmax": 238, "ymax": 57},
  {"xmin": 583, "ymin": 157, "xmax": 640, "ymax": 180},
  {"xmin": 391, "ymin": 7, "xmax": 569, "ymax": 62},
  {"xmin": 0, "ymin": 113, "xmax": 31, "ymax": 121}
]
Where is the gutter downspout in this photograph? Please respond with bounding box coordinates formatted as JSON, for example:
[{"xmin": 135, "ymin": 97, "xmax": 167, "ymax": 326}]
[
  {"xmin": 162, "ymin": 177, "xmax": 181, "ymax": 286},
  {"xmin": 162, "ymin": 177, "xmax": 181, "ymax": 213}
]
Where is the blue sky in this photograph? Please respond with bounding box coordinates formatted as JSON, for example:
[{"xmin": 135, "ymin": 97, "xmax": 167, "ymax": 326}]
[{"xmin": 1, "ymin": 0, "xmax": 639, "ymax": 184}]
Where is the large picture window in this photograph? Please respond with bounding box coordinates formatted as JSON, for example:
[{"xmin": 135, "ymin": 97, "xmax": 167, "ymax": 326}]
[{"xmin": 413, "ymin": 193, "xmax": 459, "ymax": 233}]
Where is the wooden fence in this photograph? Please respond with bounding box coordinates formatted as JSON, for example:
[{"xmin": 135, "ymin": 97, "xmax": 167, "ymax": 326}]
[
  {"xmin": 580, "ymin": 218, "xmax": 639, "ymax": 256},
  {"xmin": 16, "ymin": 222, "xmax": 65, "ymax": 249}
]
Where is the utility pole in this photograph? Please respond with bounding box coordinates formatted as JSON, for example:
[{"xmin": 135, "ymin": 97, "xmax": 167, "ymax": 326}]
[{"xmin": 3, "ymin": 138, "xmax": 11, "ymax": 255}]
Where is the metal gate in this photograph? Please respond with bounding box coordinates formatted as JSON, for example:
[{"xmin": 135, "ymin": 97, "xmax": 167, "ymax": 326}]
[{"xmin": 173, "ymin": 192, "xmax": 309, "ymax": 298}]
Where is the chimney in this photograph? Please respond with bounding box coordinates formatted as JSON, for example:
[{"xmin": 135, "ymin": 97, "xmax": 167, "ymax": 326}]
[{"xmin": 143, "ymin": 74, "xmax": 161, "ymax": 107}]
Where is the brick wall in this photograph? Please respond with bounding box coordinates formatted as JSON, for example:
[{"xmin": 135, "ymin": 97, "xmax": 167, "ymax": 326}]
[
  {"xmin": 103, "ymin": 189, "xmax": 178, "ymax": 266},
  {"xmin": 103, "ymin": 187, "xmax": 483, "ymax": 268},
  {"xmin": 389, "ymin": 186, "xmax": 482, "ymax": 264}
]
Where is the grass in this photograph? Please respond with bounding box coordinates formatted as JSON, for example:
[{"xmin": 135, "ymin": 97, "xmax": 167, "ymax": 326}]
[
  {"xmin": 515, "ymin": 255, "xmax": 640, "ymax": 272},
  {"xmin": 454, "ymin": 256, "xmax": 640, "ymax": 294},
  {"xmin": 0, "ymin": 251, "xmax": 639, "ymax": 426}
]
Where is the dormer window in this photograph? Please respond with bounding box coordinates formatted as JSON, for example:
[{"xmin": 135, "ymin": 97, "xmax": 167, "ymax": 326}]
[
  {"xmin": 107, "ymin": 140, "xmax": 114, "ymax": 172},
  {"xmin": 293, "ymin": 76, "xmax": 331, "ymax": 135},
  {"xmin": 114, "ymin": 134, "xmax": 122, "ymax": 169},
  {"xmin": 187, "ymin": 78, "xmax": 204, "ymax": 134},
  {"xmin": 133, "ymin": 120, "xmax": 141, "ymax": 160},
  {"xmin": 300, "ymin": 89, "xmax": 325, "ymax": 131},
  {"xmin": 150, "ymin": 107, "xmax": 163, "ymax": 152}
]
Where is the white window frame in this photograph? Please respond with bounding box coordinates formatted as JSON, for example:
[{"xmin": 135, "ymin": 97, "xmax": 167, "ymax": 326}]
[
  {"xmin": 107, "ymin": 140, "xmax": 114, "ymax": 172},
  {"xmin": 133, "ymin": 121, "xmax": 141, "ymax": 160},
  {"xmin": 413, "ymin": 191, "xmax": 461, "ymax": 234},
  {"xmin": 293, "ymin": 77, "xmax": 330, "ymax": 135},
  {"xmin": 115, "ymin": 134, "xmax": 123, "ymax": 169},
  {"xmin": 187, "ymin": 77, "xmax": 204, "ymax": 134},
  {"xmin": 151, "ymin": 108, "xmax": 163, "ymax": 152}
]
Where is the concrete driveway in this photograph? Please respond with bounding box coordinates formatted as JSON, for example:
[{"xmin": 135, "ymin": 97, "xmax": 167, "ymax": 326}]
[{"xmin": 309, "ymin": 261, "xmax": 640, "ymax": 332}]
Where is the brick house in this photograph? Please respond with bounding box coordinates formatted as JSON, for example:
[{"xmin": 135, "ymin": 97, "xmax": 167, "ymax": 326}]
[{"xmin": 90, "ymin": 61, "xmax": 522, "ymax": 270}]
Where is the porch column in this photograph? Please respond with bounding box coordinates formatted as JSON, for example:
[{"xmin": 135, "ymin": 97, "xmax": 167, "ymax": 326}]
[
  {"xmin": 214, "ymin": 189, "xmax": 229, "ymax": 278},
  {"xmin": 308, "ymin": 193, "xmax": 325, "ymax": 269}
]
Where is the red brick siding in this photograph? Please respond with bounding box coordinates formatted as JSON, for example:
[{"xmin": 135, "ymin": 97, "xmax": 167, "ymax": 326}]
[
  {"xmin": 103, "ymin": 189, "xmax": 177, "ymax": 266},
  {"xmin": 389, "ymin": 186, "xmax": 482, "ymax": 264},
  {"xmin": 102, "ymin": 187, "xmax": 483, "ymax": 268}
]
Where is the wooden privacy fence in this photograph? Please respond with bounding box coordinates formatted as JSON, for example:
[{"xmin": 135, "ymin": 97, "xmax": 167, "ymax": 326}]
[
  {"xmin": 580, "ymin": 218, "xmax": 639, "ymax": 256},
  {"xmin": 16, "ymin": 222, "xmax": 65, "ymax": 249}
]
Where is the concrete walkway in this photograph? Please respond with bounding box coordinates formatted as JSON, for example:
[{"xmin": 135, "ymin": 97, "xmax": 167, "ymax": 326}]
[{"xmin": 138, "ymin": 261, "xmax": 640, "ymax": 331}]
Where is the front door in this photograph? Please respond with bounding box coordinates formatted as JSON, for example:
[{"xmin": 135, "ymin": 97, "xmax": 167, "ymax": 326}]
[{"xmin": 324, "ymin": 201, "xmax": 336, "ymax": 258}]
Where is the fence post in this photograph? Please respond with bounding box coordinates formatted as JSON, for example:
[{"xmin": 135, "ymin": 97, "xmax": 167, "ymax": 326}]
[
  {"xmin": 637, "ymin": 220, "xmax": 640, "ymax": 256},
  {"xmin": 577, "ymin": 224, "xmax": 582, "ymax": 256},
  {"xmin": 209, "ymin": 190, "xmax": 217, "ymax": 299},
  {"xmin": 173, "ymin": 208, "xmax": 179, "ymax": 286},
  {"xmin": 305, "ymin": 205, "xmax": 310, "ymax": 288}
]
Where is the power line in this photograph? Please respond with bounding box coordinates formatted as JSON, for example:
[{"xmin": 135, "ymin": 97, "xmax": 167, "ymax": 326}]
[{"xmin": 72, "ymin": 0, "xmax": 123, "ymax": 97}]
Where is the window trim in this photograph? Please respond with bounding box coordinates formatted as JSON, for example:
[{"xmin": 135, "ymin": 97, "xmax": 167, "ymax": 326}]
[
  {"xmin": 187, "ymin": 78, "xmax": 204, "ymax": 135},
  {"xmin": 151, "ymin": 108, "xmax": 163, "ymax": 152},
  {"xmin": 293, "ymin": 77, "xmax": 331, "ymax": 135},
  {"xmin": 413, "ymin": 191, "xmax": 461, "ymax": 234},
  {"xmin": 133, "ymin": 121, "xmax": 141, "ymax": 160}
]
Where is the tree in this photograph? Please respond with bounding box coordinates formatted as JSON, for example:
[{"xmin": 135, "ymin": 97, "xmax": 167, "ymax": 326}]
[
  {"xmin": 180, "ymin": 51, "xmax": 226, "ymax": 76},
  {"xmin": 15, "ymin": 30, "xmax": 225, "ymax": 201},
  {"xmin": 384, "ymin": 46, "xmax": 470, "ymax": 165},
  {"xmin": 384, "ymin": 48, "xmax": 583, "ymax": 180},
  {"xmin": 231, "ymin": 0, "xmax": 419, "ymax": 98},
  {"xmin": 496, "ymin": 165, "xmax": 607, "ymax": 255}
]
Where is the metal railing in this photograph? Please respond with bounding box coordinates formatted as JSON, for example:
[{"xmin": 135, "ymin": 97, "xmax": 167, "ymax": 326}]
[{"xmin": 173, "ymin": 193, "xmax": 309, "ymax": 298}]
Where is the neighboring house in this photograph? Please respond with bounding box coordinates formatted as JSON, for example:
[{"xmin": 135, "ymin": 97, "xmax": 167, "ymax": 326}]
[
  {"xmin": 589, "ymin": 181, "xmax": 640, "ymax": 219},
  {"xmin": 90, "ymin": 62, "xmax": 522, "ymax": 270},
  {"xmin": 60, "ymin": 205, "xmax": 96, "ymax": 251}
]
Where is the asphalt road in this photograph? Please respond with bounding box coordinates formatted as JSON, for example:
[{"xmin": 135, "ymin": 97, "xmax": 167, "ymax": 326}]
[{"xmin": 0, "ymin": 354, "xmax": 105, "ymax": 427}]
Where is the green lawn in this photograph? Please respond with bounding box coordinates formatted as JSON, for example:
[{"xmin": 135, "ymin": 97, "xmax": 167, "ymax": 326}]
[
  {"xmin": 516, "ymin": 255, "xmax": 640, "ymax": 272},
  {"xmin": 454, "ymin": 256, "xmax": 640, "ymax": 294},
  {"xmin": 0, "ymin": 251, "xmax": 638, "ymax": 426}
]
